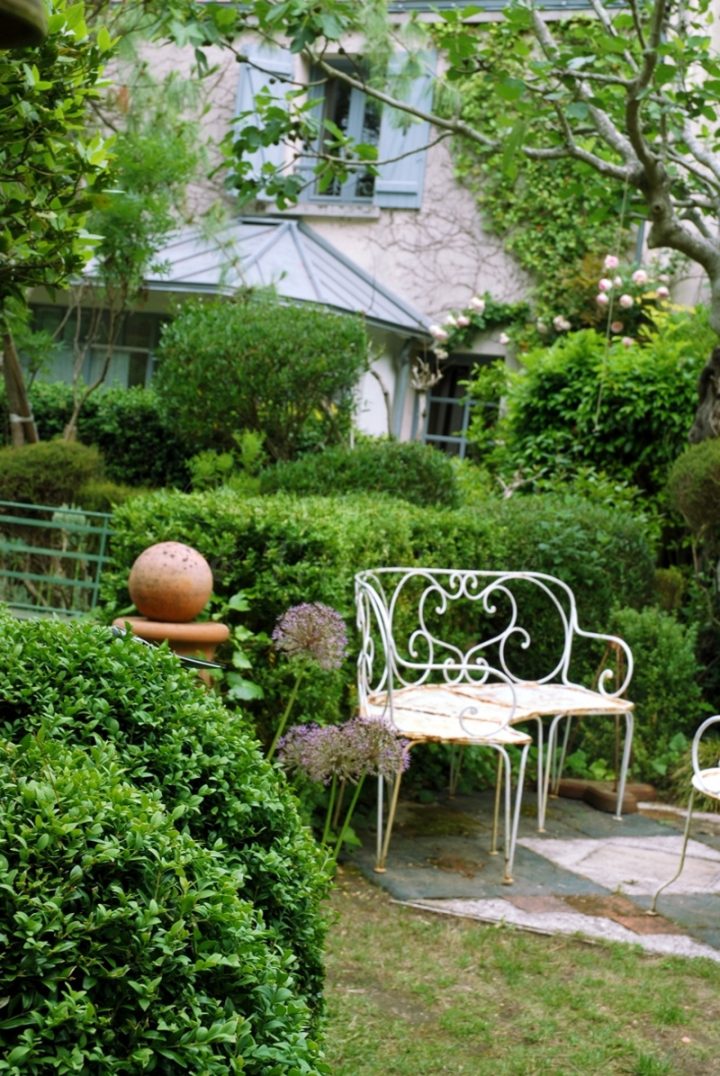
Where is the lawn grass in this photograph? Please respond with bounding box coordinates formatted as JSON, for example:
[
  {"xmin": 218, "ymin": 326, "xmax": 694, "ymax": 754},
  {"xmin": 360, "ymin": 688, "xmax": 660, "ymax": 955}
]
[{"xmin": 323, "ymin": 866, "xmax": 720, "ymax": 1075}]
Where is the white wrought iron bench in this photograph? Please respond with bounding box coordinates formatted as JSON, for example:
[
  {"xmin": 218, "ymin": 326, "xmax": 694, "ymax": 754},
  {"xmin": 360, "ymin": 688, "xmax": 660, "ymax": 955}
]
[{"xmin": 354, "ymin": 567, "xmax": 635, "ymax": 883}]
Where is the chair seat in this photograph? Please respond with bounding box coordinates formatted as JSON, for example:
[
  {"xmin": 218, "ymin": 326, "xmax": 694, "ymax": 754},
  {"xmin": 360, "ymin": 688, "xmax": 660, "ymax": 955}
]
[
  {"xmin": 362, "ymin": 680, "xmax": 632, "ymax": 747},
  {"xmin": 692, "ymin": 767, "xmax": 720, "ymax": 800},
  {"xmin": 362, "ymin": 684, "xmax": 529, "ymax": 746}
]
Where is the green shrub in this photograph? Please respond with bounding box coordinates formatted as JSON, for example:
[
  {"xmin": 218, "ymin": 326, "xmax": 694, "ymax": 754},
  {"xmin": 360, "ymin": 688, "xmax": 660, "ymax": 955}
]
[
  {"xmin": 102, "ymin": 489, "xmax": 655, "ymax": 760},
  {"xmin": 0, "ymin": 734, "xmax": 326, "ymax": 1072},
  {"xmin": 609, "ymin": 606, "xmax": 705, "ymax": 785},
  {"xmin": 0, "ymin": 617, "xmax": 329, "ymax": 1019},
  {"xmin": 5, "ymin": 382, "xmax": 191, "ymax": 488},
  {"xmin": 667, "ymin": 438, "xmax": 720, "ymax": 542},
  {"xmin": 467, "ymin": 310, "xmax": 713, "ymax": 497},
  {"xmin": 77, "ymin": 477, "xmax": 151, "ymax": 511},
  {"xmin": 260, "ymin": 440, "xmax": 460, "ymax": 508},
  {"xmin": 0, "ymin": 440, "xmax": 103, "ymax": 505},
  {"xmin": 153, "ymin": 297, "xmax": 368, "ymax": 460},
  {"xmin": 77, "ymin": 386, "xmax": 191, "ymax": 488}
]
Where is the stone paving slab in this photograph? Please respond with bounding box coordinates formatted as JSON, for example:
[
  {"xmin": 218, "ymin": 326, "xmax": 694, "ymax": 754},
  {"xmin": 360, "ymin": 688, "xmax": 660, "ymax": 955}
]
[
  {"xmin": 351, "ymin": 790, "xmax": 720, "ymax": 960},
  {"xmin": 398, "ymin": 896, "xmax": 720, "ymax": 963}
]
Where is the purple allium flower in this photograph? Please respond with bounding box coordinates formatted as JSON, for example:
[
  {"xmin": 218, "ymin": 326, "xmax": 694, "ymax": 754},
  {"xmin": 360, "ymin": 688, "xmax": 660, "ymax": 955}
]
[
  {"xmin": 278, "ymin": 718, "xmax": 410, "ymax": 785},
  {"xmin": 272, "ymin": 603, "xmax": 348, "ymax": 671}
]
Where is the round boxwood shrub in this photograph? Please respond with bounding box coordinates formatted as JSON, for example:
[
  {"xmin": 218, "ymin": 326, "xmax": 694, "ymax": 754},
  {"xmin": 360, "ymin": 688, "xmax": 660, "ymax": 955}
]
[
  {"xmin": 0, "ymin": 736, "xmax": 325, "ymax": 1072},
  {"xmin": 260, "ymin": 440, "xmax": 460, "ymax": 508},
  {"xmin": 0, "ymin": 616, "xmax": 329, "ymax": 1020},
  {"xmin": 667, "ymin": 438, "xmax": 720, "ymax": 540},
  {"xmin": 0, "ymin": 439, "xmax": 103, "ymax": 505}
]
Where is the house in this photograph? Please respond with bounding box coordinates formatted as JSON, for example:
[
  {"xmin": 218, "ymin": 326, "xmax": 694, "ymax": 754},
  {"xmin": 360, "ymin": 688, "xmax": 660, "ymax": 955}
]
[{"xmin": 29, "ymin": 3, "xmax": 536, "ymax": 457}]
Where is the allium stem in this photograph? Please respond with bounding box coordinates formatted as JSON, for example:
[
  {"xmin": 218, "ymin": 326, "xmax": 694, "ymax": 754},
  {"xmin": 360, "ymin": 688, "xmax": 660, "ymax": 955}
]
[
  {"xmin": 332, "ymin": 775, "xmax": 366, "ymax": 863},
  {"xmin": 332, "ymin": 778, "xmax": 346, "ymax": 830},
  {"xmin": 267, "ymin": 668, "xmax": 305, "ymax": 761},
  {"xmin": 322, "ymin": 774, "xmax": 338, "ymax": 846}
]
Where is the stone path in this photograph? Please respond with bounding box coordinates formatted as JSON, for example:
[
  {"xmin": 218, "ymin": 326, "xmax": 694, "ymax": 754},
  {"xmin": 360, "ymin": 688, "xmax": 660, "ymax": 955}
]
[{"xmin": 351, "ymin": 790, "xmax": 720, "ymax": 961}]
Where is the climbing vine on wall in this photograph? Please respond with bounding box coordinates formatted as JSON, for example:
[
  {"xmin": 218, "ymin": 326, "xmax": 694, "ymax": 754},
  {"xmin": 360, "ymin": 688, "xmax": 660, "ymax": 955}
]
[{"xmin": 449, "ymin": 24, "xmax": 635, "ymax": 320}]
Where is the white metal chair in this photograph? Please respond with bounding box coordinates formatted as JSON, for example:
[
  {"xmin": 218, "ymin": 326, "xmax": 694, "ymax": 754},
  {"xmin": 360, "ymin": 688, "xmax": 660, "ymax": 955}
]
[
  {"xmin": 355, "ymin": 567, "xmax": 635, "ymax": 883},
  {"xmin": 649, "ymin": 714, "xmax": 720, "ymax": 914}
]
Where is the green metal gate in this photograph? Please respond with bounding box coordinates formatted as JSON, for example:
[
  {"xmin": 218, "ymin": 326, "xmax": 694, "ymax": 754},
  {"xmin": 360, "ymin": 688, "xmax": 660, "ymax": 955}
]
[{"xmin": 0, "ymin": 500, "xmax": 113, "ymax": 617}]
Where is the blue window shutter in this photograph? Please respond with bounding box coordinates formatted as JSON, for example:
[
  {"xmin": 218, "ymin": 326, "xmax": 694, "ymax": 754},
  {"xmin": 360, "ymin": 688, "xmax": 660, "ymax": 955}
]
[
  {"xmin": 375, "ymin": 53, "xmax": 435, "ymax": 209},
  {"xmin": 235, "ymin": 48, "xmax": 294, "ymax": 192}
]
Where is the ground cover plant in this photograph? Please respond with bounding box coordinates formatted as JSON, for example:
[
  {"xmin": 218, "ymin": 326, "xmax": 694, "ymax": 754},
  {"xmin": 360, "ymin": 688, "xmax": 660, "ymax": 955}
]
[
  {"xmin": 0, "ymin": 614, "xmax": 329, "ymax": 1070},
  {"xmin": 324, "ymin": 867, "xmax": 720, "ymax": 1075}
]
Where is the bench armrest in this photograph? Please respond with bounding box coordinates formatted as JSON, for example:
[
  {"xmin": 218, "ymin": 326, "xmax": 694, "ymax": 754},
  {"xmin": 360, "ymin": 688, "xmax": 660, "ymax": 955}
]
[{"xmin": 572, "ymin": 626, "xmax": 633, "ymax": 697}]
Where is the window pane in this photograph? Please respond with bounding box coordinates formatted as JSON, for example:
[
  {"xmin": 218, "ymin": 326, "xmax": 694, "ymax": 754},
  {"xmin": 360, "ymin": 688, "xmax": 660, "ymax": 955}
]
[{"xmin": 352, "ymin": 96, "xmax": 380, "ymax": 199}]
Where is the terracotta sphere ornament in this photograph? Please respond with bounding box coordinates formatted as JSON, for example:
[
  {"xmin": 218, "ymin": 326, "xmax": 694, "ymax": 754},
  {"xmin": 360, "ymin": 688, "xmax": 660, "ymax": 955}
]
[{"xmin": 128, "ymin": 541, "xmax": 213, "ymax": 623}]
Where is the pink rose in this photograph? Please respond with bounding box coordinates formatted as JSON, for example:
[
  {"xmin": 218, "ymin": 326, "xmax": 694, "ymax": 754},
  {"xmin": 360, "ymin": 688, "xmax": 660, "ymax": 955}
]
[
  {"xmin": 656, "ymin": 285, "xmax": 670, "ymax": 299},
  {"xmin": 598, "ymin": 278, "xmax": 613, "ymax": 292},
  {"xmin": 632, "ymin": 269, "xmax": 649, "ymax": 285},
  {"xmin": 456, "ymin": 315, "xmax": 470, "ymax": 327},
  {"xmin": 622, "ymin": 337, "xmax": 635, "ymax": 347},
  {"xmin": 619, "ymin": 294, "xmax": 634, "ymax": 309},
  {"xmin": 604, "ymin": 254, "xmax": 620, "ymax": 270},
  {"xmin": 610, "ymin": 321, "xmax": 624, "ymax": 333},
  {"xmin": 596, "ymin": 293, "xmax": 610, "ymax": 306}
]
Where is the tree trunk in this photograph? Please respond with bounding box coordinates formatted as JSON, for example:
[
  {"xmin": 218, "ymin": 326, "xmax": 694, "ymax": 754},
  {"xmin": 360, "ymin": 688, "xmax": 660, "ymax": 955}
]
[{"xmin": 2, "ymin": 330, "xmax": 39, "ymax": 446}]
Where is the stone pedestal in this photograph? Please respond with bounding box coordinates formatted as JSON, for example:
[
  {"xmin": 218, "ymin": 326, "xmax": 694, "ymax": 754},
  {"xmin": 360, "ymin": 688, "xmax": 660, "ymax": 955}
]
[{"xmin": 114, "ymin": 617, "xmax": 229, "ymax": 685}]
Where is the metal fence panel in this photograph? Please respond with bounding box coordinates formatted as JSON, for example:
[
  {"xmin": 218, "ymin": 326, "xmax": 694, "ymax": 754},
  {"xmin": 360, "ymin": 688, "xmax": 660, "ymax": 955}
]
[{"xmin": 0, "ymin": 500, "xmax": 113, "ymax": 617}]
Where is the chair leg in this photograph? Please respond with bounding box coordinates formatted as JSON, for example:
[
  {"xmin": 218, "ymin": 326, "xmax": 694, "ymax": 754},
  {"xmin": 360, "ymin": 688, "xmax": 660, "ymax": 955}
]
[
  {"xmin": 449, "ymin": 744, "xmax": 464, "ymax": 797},
  {"xmin": 648, "ymin": 790, "xmax": 695, "ymax": 915},
  {"xmin": 613, "ymin": 710, "xmax": 634, "ymax": 821},
  {"xmin": 490, "ymin": 752, "xmax": 503, "ymax": 856},
  {"xmin": 531, "ymin": 716, "xmax": 546, "ymax": 833},
  {"xmin": 540, "ymin": 713, "xmax": 565, "ymax": 824},
  {"xmin": 552, "ymin": 714, "xmax": 573, "ymax": 795},
  {"xmin": 374, "ymin": 760, "xmax": 408, "ymax": 873},
  {"xmin": 505, "ymin": 742, "xmax": 530, "ymax": 884}
]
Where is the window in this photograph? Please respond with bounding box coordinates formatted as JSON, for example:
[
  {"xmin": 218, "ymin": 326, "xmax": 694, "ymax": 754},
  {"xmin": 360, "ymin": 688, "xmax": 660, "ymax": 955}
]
[
  {"xmin": 236, "ymin": 47, "xmax": 435, "ymax": 210},
  {"xmin": 28, "ymin": 306, "xmax": 166, "ymax": 390},
  {"xmin": 424, "ymin": 355, "xmax": 498, "ymax": 458},
  {"xmin": 311, "ymin": 62, "xmax": 381, "ymax": 202}
]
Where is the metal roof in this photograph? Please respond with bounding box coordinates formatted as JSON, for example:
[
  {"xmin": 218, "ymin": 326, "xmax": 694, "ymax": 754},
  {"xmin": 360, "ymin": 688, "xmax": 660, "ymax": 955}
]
[{"xmin": 142, "ymin": 216, "xmax": 431, "ymax": 337}]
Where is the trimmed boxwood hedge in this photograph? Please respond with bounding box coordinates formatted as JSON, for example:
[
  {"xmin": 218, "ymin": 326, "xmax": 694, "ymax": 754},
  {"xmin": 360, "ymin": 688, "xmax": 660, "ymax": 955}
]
[
  {"xmin": 260, "ymin": 441, "xmax": 461, "ymax": 508},
  {"xmin": 0, "ymin": 616, "xmax": 329, "ymax": 1060}
]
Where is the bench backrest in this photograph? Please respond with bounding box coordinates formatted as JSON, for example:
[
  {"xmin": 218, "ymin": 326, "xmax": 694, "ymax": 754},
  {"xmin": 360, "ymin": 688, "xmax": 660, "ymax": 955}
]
[{"xmin": 355, "ymin": 567, "xmax": 631, "ymax": 703}]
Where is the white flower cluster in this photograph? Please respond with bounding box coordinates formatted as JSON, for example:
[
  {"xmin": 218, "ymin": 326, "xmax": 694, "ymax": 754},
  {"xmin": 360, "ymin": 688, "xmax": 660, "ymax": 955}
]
[
  {"xmin": 428, "ymin": 295, "xmax": 516, "ymax": 357},
  {"xmin": 594, "ymin": 254, "xmax": 670, "ymax": 320}
]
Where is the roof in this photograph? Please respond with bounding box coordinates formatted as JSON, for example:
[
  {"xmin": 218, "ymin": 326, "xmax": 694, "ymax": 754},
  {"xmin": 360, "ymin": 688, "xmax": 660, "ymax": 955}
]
[{"xmin": 141, "ymin": 216, "xmax": 431, "ymax": 337}]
